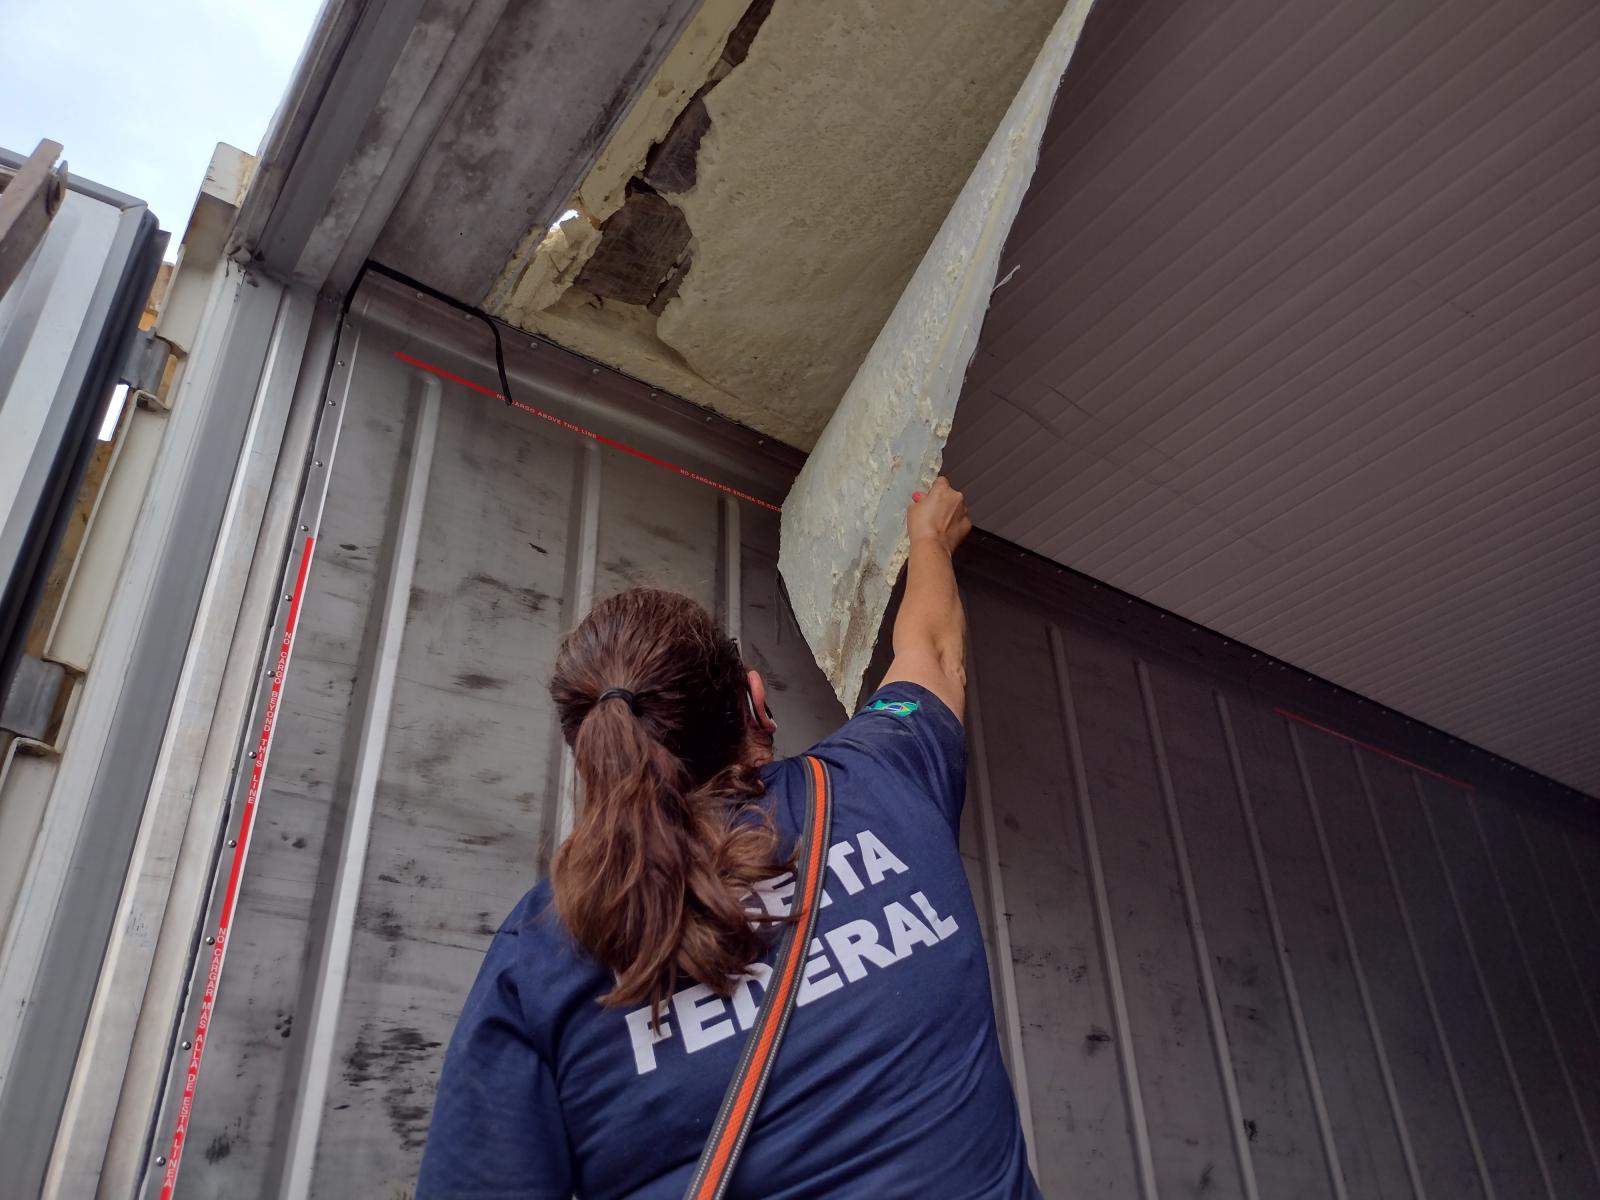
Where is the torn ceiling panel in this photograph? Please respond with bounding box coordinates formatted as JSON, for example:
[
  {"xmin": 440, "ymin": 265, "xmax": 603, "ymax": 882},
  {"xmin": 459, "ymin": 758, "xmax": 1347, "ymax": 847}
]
[
  {"xmin": 371, "ymin": 0, "xmax": 706, "ymax": 298},
  {"xmin": 573, "ymin": 191, "xmax": 692, "ymax": 307},
  {"xmin": 232, "ymin": 0, "xmax": 706, "ymax": 296},
  {"xmin": 487, "ymin": 0, "xmax": 1069, "ymax": 448},
  {"xmin": 483, "ymin": 0, "xmax": 755, "ymax": 316},
  {"xmin": 780, "ymin": 0, "xmax": 1094, "ymax": 709}
]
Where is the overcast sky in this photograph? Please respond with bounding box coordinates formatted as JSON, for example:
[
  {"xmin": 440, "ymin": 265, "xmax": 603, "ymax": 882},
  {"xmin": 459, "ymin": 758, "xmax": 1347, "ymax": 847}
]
[{"xmin": 1, "ymin": 0, "xmax": 324, "ymax": 257}]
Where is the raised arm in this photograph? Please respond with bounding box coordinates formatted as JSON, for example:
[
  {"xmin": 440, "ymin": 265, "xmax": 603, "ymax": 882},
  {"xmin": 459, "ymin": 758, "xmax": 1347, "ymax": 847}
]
[{"xmin": 879, "ymin": 477, "xmax": 972, "ymax": 722}]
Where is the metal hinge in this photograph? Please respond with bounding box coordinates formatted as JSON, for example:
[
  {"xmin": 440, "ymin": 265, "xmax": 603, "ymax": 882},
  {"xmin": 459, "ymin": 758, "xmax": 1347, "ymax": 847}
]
[
  {"xmin": 0, "ymin": 654, "xmax": 68, "ymax": 742},
  {"xmin": 122, "ymin": 326, "xmax": 174, "ymax": 412}
]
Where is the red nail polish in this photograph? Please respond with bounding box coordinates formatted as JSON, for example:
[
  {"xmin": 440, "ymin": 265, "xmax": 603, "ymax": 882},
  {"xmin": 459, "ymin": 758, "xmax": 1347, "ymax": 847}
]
[{"xmin": 912, "ymin": 491, "xmax": 924, "ymax": 502}]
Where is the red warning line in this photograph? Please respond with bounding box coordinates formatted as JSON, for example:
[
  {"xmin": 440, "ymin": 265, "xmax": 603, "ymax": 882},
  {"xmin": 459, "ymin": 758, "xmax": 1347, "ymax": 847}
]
[
  {"xmin": 1274, "ymin": 706, "xmax": 1474, "ymax": 792},
  {"xmin": 160, "ymin": 534, "xmax": 316, "ymax": 1199},
  {"xmin": 393, "ymin": 351, "xmax": 783, "ymax": 513}
]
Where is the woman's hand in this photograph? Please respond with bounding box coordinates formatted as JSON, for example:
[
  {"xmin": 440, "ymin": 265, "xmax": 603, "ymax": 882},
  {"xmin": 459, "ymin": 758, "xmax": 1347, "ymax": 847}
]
[
  {"xmin": 907, "ymin": 477, "xmax": 972, "ymax": 556},
  {"xmin": 882, "ymin": 476, "xmax": 970, "ymax": 721}
]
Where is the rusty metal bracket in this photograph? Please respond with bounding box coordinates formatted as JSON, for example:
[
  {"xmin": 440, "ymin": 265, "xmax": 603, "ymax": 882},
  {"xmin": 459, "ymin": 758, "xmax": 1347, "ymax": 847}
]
[{"xmin": 0, "ymin": 139, "xmax": 68, "ymax": 300}]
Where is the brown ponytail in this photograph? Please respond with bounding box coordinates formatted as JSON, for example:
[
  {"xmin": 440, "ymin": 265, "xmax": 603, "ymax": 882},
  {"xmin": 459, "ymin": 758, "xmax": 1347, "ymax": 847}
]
[{"xmin": 549, "ymin": 588, "xmax": 789, "ymax": 1017}]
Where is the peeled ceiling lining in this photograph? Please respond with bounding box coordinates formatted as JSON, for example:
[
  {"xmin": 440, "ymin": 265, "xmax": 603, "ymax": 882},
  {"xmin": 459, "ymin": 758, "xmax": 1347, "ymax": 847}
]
[
  {"xmin": 781, "ymin": 0, "xmax": 1094, "ymax": 709},
  {"xmin": 484, "ymin": 0, "xmax": 1070, "ymax": 450}
]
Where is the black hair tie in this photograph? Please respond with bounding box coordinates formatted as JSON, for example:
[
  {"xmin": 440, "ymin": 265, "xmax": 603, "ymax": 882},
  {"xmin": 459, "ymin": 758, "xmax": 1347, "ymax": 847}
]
[{"xmin": 596, "ymin": 687, "xmax": 638, "ymax": 714}]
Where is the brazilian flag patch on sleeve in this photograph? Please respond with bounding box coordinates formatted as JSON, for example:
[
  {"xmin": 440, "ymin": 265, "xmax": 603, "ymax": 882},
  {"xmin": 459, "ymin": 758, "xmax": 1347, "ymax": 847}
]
[{"xmin": 868, "ymin": 699, "xmax": 920, "ymax": 716}]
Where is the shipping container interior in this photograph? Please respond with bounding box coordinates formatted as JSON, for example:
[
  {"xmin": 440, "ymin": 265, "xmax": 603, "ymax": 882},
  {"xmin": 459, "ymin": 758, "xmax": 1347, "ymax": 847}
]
[
  {"xmin": 5, "ymin": 0, "xmax": 1598, "ymax": 1195},
  {"xmin": 149, "ymin": 275, "xmax": 1600, "ymax": 1198}
]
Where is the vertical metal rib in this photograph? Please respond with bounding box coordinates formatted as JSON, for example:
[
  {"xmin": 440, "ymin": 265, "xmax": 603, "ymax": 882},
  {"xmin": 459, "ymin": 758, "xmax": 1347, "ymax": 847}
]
[
  {"xmin": 962, "ymin": 636, "xmax": 1036, "ymax": 1172},
  {"xmin": 1467, "ymin": 794, "xmax": 1600, "ymax": 1187},
  {"xmin": 1287, "ymin": 723, "xmax": 1426, "ymax": 1200},
  {"xmin": 280, "ymin": 374, "xmax": 440, "ymax": 1200},
  {"xmin": 1518, "ymin": 812, "xmax": 1600, "ymax": 1046},
  {"xmin": 719, "ymin": 494, "xmax": 741, "ymax": 646},
  {"xmin": 1217, "ymin": 696, "xmax": 1348, "ymax": 1200},
  {"xmin": 1135, "ymin": 662, "xmax": 1259, "ymax": 1200},
  {"xmin": 553, "ymin": 440, "xmax": 601, "ymax": 850},
  {"xmin": 1048, "ymin": 625, "xmax": 1157, "ymax": 1199},
  {"xmin": 1561, "ymin": 830, "xmax": 1600, "ymax": 934},
  {"xmin": 1353, "ymin": 750, "xmax": 1494, "ymax": 1199},
  {"xmin": 154, "ymin": 306, "xmax": 361, "ymax": 1200},
  {"xmin": 1415, "ymin": 773, "xmax": 1556, "ymax": 1199}
]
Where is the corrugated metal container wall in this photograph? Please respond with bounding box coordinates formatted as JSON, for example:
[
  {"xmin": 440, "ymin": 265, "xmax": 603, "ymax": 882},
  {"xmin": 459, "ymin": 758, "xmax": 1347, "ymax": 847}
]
[
  {"xmin": 952, "ymin": 557, "xmax": 1600, "ymax": 1198},
  {"xmin": 156, "ymin": 288, "xmax": 844, "ymax": 1197},
  {"xmin": 153, "ymin": 282, "xmax": 1600, "ymax": 1198}
]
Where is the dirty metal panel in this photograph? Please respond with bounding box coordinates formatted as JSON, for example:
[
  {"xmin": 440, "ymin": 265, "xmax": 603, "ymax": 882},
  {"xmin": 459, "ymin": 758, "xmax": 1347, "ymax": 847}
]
[
  {"xmin": 1472, "ymin": 795, "xmax": 1600, "ymax": 1175},
  {"xmin": 592, "ymin": 431, "xmax": 720, "ymax": 614},
  {"xmin": 171, "ymin": 296, "xmax": 841, "ymax": 1195},
  {"xmin": 964, "ymin": 587, "xmax": 1137, "ymax": 1197},
  {"xmin": 1140, "ymin": 659, "xmax": 1335, "ymax": 1199},
  {"xmin": 1053, "ymin": 623, "xmax": 1242, "ymax": 1196},
  {"xmin": 1519, "ymin": 811, "xmax": 1600, "ymax": 1044},
  {"xmin": 946, "ymin": 543, "xmax": 1600, "ymax": 1200},
  {"xmin": 1293, "ymin": 724, "xmax": 1483, "ymax": 1197},
  {"xmin": 1222, "ymin": 698, "xmax": 1413, "ymax": 1195},
  {"xmin": 172, "ymin": 336, "xmax": 437, "ymax": 1194},
  {"xmin": 1359, "ymin": 751, "xmax": 1548, "ymax": 1199},
  {"xmin": 316, "ymin": 342, "xmax": 841, "ymax": 1198},
  {"xmin": 1417, "ymin": 777, "xmax": 1600, "ymax": 1197},
  {"xmin": 308, "ymin": 355, "xmax": 584, "ymax": 1185},
  {"xmin": 1572, "ymin": 837, "xmax": 1600, "ymax": 916},
  {"xmin": 964, "ymin": 663, "xmax": 1035, "ymax": 1149}
]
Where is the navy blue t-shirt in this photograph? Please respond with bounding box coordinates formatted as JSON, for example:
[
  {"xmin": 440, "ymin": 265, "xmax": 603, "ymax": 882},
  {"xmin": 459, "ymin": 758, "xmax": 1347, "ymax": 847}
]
[{"xmin": 418, "ymin": 682, "xmax": 1038, "ymax": 1199}]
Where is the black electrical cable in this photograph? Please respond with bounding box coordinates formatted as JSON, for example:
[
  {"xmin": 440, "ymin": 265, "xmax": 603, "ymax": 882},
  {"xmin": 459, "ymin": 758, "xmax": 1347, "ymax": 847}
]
[{"xmin": 362, "ymin": 260, "xmax": 515, "ymax": 406}]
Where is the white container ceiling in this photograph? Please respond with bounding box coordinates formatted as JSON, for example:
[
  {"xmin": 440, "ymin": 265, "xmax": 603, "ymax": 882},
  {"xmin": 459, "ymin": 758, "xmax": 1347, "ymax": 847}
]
[{"xmin": 946, "ymin": 0, "xmax": 1600, "ymax": 795}]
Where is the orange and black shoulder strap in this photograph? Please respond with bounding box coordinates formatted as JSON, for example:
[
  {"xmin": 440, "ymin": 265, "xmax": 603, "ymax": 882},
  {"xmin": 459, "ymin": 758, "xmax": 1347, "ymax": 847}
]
[{"xmin": 684, "ymin": 755, "xmax": 833, "ymax": 1200}]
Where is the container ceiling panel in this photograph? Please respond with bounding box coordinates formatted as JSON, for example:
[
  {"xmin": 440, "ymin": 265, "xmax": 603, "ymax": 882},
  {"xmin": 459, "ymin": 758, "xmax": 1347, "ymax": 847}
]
[{"xmin": 945, "ymin": 0, "xmax": 1600, "ymax": 795}]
